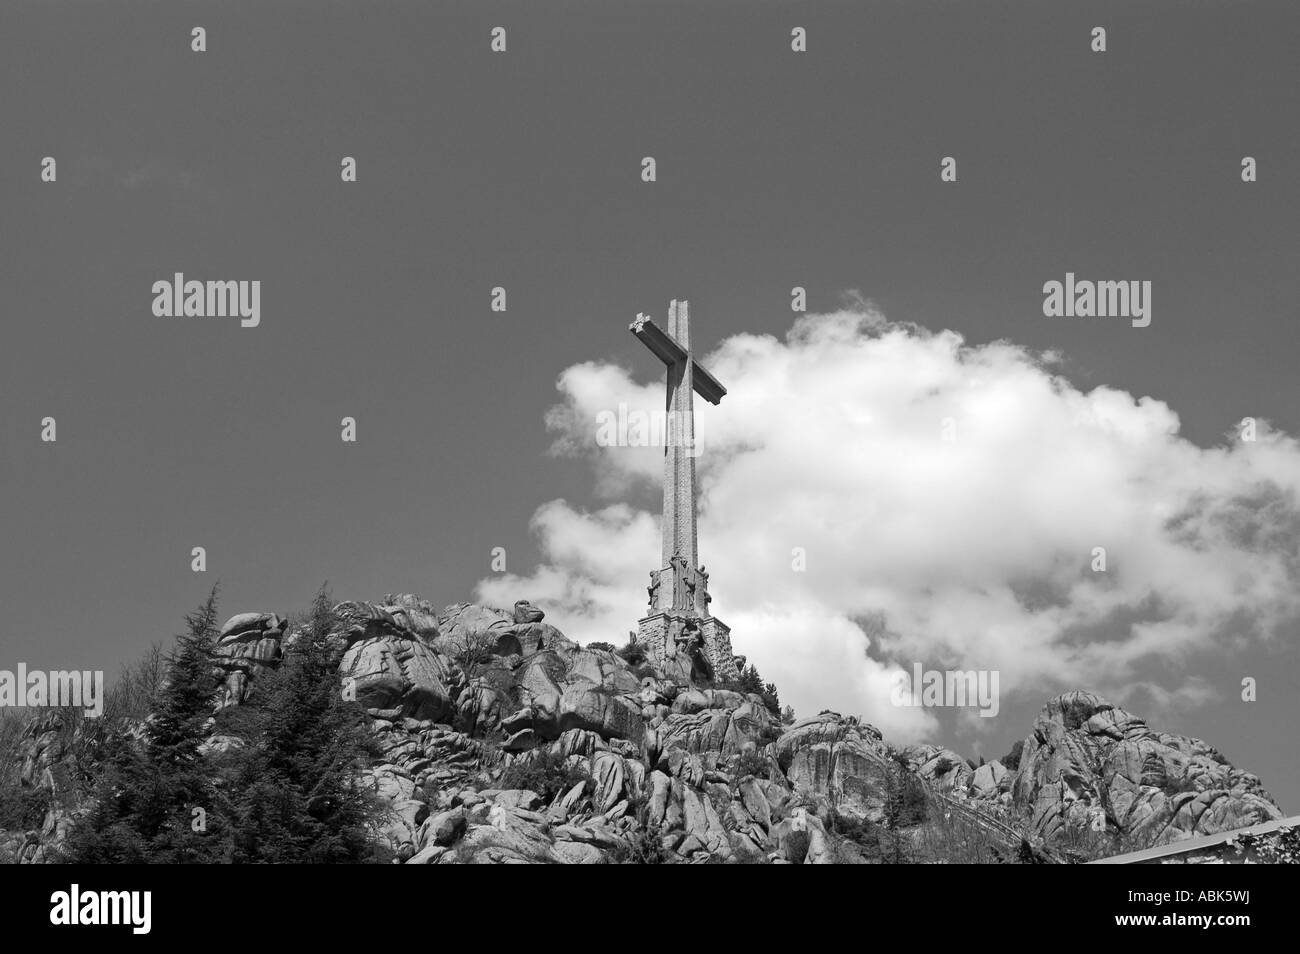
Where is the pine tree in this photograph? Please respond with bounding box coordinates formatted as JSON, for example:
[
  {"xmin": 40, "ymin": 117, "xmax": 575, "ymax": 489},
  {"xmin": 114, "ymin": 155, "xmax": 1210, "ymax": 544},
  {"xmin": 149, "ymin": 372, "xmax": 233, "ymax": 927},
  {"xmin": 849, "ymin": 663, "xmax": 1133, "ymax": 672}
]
[
  {"xmin": 65, "ymin": 586, "xmax": 227, "ymax": 863},
  {"xmin": 222, "ymin": 584, "xmax": 381, "ymax": 862},
  {"xmin": 148, "ymin": 587, "xmax": 220, "ymax": 762},
  {"xmin": 761, "ymin": 680, "xmax": 782, "ymax": 716},
  {"xmin": 880, "ymin": 750, "xmax": 925, "ymax": 864},
  {"xmin": 737, "ymin": 664, "xmax": 764, "ymax": 694}
]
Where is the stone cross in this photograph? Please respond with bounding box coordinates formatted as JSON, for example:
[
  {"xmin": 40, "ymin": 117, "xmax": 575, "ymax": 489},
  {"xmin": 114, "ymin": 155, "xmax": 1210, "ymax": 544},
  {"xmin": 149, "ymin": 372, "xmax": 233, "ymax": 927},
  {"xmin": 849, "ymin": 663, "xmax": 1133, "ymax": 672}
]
[
  {"xmin": 630, "ymin": 299, "xmax": 725, "ymax": 574},
  {"xmin": 629, "ymin": 300, "xmax": 738, "ymax": 681}
]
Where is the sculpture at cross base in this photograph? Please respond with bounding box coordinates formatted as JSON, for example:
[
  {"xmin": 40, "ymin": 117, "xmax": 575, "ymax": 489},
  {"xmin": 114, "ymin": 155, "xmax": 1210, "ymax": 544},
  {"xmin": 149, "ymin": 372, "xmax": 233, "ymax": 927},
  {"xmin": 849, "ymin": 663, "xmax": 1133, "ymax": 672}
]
[{"xmin": 628, "ymin": 299, "xmax": 740, "ymax": 683}]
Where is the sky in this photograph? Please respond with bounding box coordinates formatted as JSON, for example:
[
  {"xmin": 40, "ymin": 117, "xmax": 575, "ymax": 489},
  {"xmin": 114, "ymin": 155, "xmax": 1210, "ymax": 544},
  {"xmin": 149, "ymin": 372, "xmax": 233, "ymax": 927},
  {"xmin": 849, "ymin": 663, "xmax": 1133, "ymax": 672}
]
[{"xmin": 2, "ymin": 2, "xmax": 1299, "ymax": 807}]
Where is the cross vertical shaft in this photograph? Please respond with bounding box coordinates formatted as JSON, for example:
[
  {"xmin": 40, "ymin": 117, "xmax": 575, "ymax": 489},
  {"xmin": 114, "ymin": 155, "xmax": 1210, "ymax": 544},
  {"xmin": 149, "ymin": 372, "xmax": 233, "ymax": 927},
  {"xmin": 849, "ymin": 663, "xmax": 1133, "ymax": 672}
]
[
  {"xmin": 629, "ymin": 299, "xmax": 739, "ymax": 683},
  {"xmin": 662, "ymin": 299, "xmax": 698, "ymax": 570}
]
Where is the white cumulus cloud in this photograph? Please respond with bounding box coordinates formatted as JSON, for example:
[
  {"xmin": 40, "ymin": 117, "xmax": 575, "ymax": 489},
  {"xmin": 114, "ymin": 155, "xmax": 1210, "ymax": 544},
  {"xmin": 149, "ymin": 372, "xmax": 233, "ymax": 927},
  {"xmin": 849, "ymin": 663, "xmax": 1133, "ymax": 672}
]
[{"xmin": 477, "ymin": 303, "xmax": 1300, "ymax": 742}]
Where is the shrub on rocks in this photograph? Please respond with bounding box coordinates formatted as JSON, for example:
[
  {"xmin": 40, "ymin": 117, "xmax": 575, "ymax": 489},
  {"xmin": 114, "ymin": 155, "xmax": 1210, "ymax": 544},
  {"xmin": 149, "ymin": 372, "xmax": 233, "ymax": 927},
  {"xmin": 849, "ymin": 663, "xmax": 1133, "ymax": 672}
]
[
  {"xmin": 617, "ymin": 641, "xmax": 648, "ymax": 666},
  {"xmin": 497, "ymin": 750, "xmax": 591, "ymax": 802}
]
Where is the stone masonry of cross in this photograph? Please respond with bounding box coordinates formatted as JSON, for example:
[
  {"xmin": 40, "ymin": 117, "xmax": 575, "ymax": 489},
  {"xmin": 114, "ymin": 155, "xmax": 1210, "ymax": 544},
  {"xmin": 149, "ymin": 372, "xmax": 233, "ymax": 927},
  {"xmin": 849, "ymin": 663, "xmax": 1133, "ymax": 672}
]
[{"xmin": 629, "ymin": 300, "xmax": 741, "ymax": 683}]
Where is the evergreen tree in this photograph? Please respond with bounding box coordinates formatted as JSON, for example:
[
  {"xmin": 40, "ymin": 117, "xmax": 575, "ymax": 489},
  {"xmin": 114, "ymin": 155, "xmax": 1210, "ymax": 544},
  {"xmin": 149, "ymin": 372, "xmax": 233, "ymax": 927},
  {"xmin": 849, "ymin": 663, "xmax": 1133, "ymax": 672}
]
[
  {"xmin": 737, "ymin": 664, "xmax": 764, "ymax": 694},
  {"xmin": 148, "ymin": 588, "xmax": 221, "ymax": 763},
  {"xmin": 65, "ymin": 586, "xmax": 227, "ymax": 863},
  {"xmin": 222, "ymin": 584, "xmax": 381, "ymax": 862},
  {"xmin": 880, "ymin": 750, "xmax": 927, "ymax": 864},
  {"xmin": 1001, "ymin": 739, "xmax": 1024, "ymax": 770},
  {"xmin": 761, "ymin": 680, "xmax": 782, "ymax": 716},
  {"xmin": 718, "ymin": 663, "xmax": 782, "ymax": 718}
]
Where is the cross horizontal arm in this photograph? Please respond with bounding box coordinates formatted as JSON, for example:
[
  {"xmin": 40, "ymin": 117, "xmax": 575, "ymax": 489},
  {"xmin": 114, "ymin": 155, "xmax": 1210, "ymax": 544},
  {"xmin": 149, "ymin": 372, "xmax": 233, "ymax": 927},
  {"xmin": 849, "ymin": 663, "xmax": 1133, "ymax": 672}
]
[
  {"xmin": 629, "ymin": 315, "xmax": 728, "ymax": 405},
  {"xmin": 690, "ymin": 360, "xmax": 727, "ymax": 405},
  {"xmin": 629, "ymin": 315, "xmax": 686, "ymax": 366}
]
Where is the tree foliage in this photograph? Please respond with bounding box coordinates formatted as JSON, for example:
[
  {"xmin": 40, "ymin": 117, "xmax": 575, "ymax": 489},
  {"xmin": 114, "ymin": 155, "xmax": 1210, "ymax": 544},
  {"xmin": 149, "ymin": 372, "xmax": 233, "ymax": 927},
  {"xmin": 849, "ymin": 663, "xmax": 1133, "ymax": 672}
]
[
  {"xmin": 65, "ymin": 586, "xmax": 226, "ymax": 863},
  {"xmin": 64, "ymin": 583, "xmax": 384, "ymax": 863},
  {"xmin": 1001, "ymin": 739, "xmax": 1024, "ymax": 771},
  {"xmin": 221, "ymin": 584, "xmax": 381, "ymax": 862}
]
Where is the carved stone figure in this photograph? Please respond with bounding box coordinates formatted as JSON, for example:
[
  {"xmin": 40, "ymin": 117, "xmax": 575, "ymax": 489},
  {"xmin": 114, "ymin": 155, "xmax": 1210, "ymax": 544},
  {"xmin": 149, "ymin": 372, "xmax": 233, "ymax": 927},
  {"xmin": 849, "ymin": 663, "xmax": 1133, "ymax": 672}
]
[
  {"xmin": 669, "ymin": 554, "xmax": 695, "ymax": 613},
  {"xmin": 696, "ymin": 565, "xmax": 712, "ymax": 615}
]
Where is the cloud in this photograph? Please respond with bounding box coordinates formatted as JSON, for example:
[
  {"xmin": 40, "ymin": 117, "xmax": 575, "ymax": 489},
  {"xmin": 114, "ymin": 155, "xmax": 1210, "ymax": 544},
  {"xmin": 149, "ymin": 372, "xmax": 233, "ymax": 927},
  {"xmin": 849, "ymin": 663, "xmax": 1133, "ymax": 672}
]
[{"xmin": 477, "ymin": 302, "xmax": 1300, "ymax": 742}]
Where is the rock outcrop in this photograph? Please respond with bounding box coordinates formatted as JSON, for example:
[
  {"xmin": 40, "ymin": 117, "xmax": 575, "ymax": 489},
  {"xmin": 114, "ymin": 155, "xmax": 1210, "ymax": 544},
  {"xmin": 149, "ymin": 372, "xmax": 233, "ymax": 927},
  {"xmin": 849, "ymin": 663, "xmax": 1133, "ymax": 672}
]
[
  {"xmin": 212, "ymin": 612, "xmax": 287, "ymax": 707},
  {"xmin": 6, "ymin": 599, "xmax": 1283, "ymax": 865},
  {"xmin": 773, "ymin": 712, "xmax": 890, "ymax": 823},
  {"xmin": 1007, "ymin": 690, "xmax": 1281, "ymax": 849},
  {"xmin": 340, "ymin": 632, "xmax": 461, "ymax": 723}
]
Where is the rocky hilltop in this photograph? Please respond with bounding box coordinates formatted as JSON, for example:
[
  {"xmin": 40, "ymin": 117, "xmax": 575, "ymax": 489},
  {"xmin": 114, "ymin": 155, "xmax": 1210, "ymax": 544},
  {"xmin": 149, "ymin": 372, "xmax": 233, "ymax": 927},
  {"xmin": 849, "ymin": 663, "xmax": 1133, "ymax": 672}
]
[{"xmin": 4, "ymin": 594, "xmax": 1283, "ymax": 864}]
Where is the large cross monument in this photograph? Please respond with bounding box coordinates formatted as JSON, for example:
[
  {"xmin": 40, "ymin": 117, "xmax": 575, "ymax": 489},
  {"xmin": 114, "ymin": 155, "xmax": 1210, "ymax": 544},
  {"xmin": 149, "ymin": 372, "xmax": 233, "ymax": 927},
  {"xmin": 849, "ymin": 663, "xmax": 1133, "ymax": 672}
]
[{"xmin": 630, "ymin": 300, "xmax": 741, "ymax": 682}]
